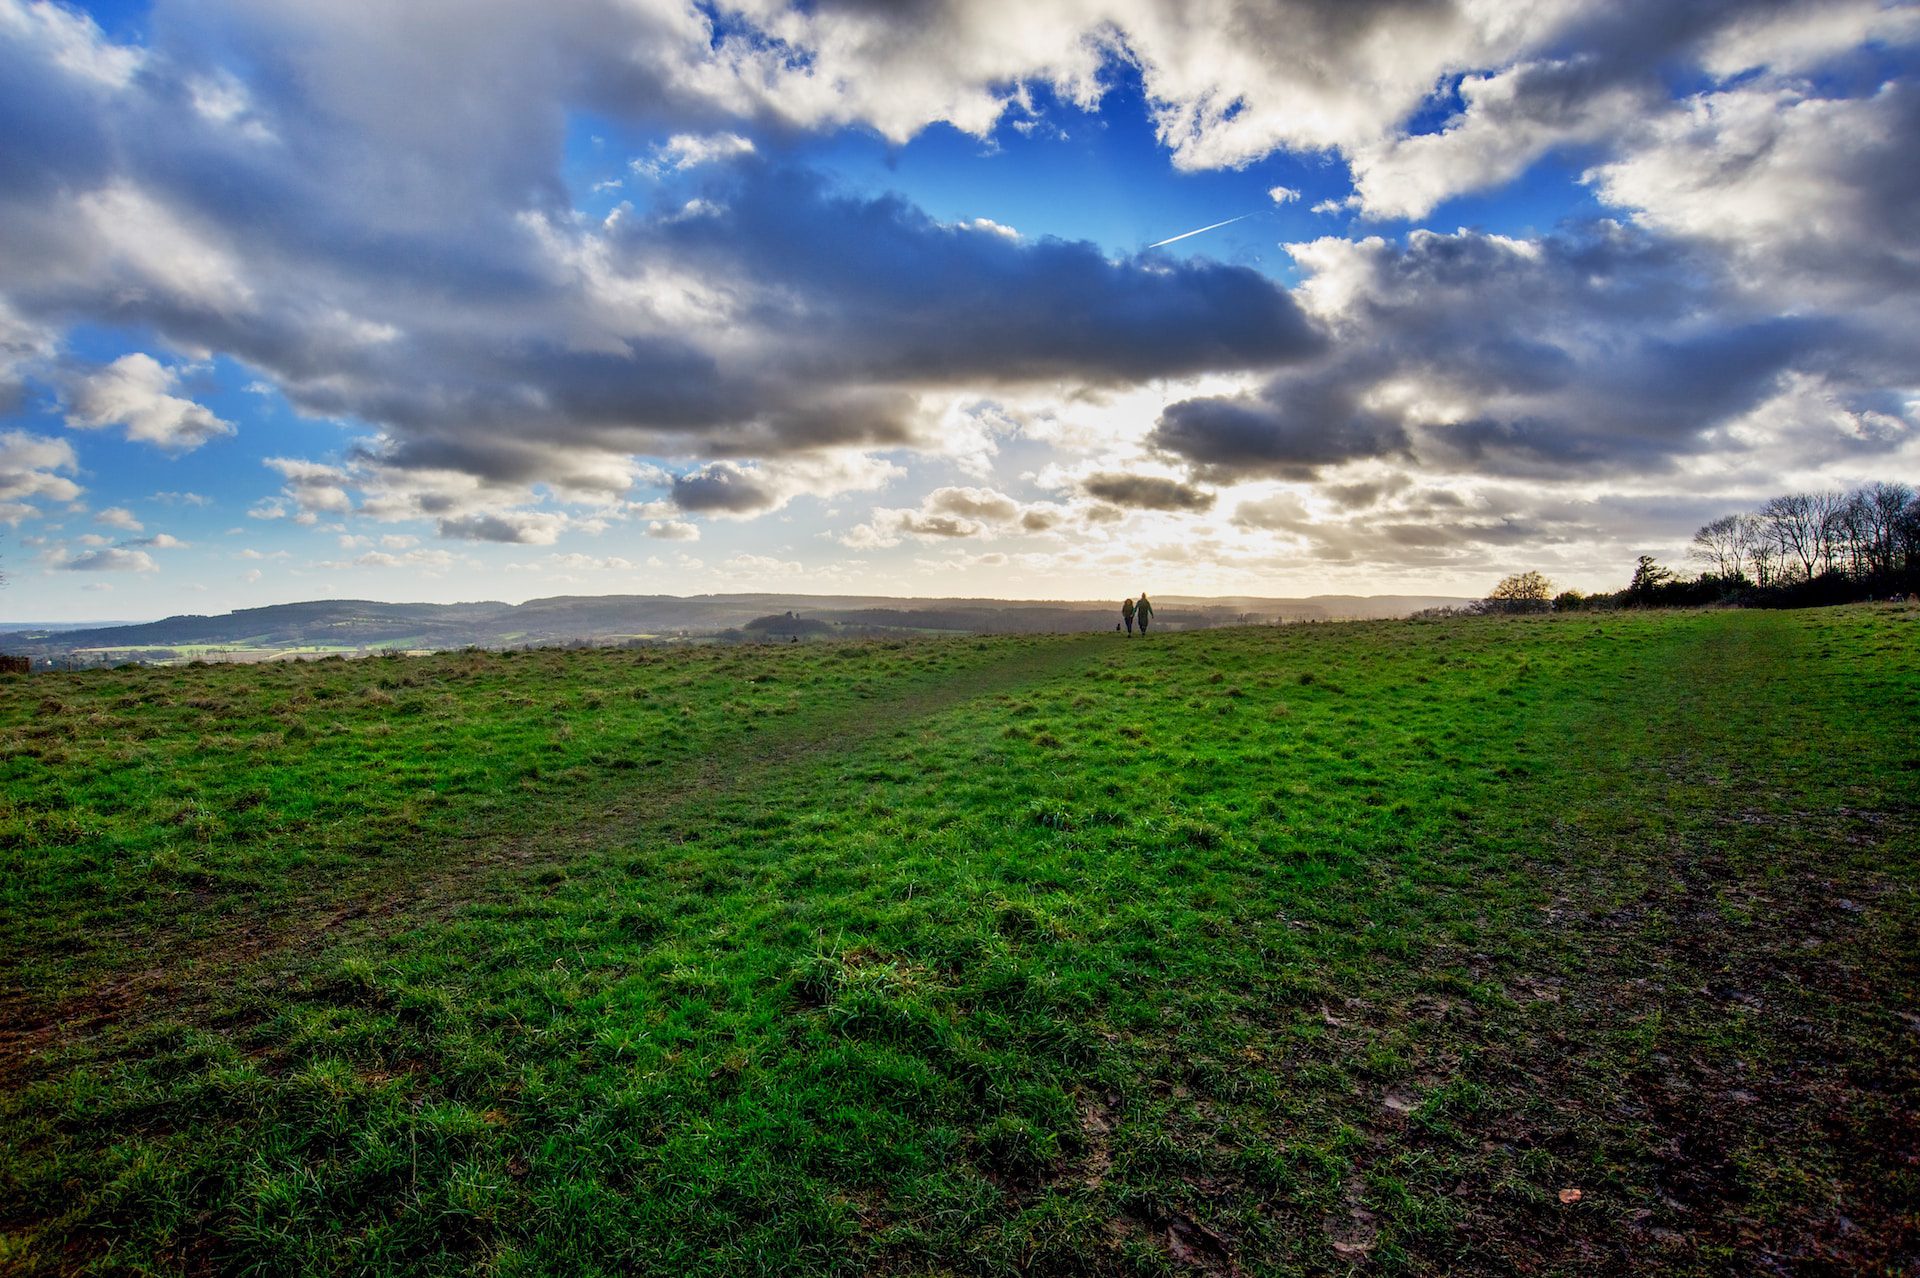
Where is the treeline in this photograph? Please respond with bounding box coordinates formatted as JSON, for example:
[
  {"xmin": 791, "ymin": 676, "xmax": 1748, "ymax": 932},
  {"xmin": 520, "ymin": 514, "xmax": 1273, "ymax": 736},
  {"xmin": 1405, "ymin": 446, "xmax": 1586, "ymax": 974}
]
[{"xmin": 1482, "ymin": 482, "xmax": 1918, "ymax": 614}]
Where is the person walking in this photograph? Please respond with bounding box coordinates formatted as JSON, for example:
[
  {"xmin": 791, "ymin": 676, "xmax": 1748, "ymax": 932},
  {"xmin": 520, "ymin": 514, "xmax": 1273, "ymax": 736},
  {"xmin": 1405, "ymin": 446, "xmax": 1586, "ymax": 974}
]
[
  {"xmin": 1135, "ymin": 592, "xmax": 1154, "ymax": 634},
  {"xmin": 1121, "ymin": 596, "xmax": 1136, "ymax": 636}
]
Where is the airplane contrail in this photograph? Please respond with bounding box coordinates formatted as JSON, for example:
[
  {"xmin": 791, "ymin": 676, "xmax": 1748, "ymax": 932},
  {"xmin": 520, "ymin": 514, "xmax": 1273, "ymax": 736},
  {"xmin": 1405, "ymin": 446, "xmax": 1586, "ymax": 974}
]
[{"xmin": 1146, "ymin": 213, "xmax": 1253, "ymax": 249}]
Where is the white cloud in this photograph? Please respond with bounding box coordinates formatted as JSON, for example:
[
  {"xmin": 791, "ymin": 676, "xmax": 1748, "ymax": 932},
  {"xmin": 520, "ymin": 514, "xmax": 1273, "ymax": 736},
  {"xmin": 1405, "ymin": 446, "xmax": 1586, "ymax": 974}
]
[
  {"xmin": 836, "ymin": 484, "xmax": 1059, "ymax": 546},
  {"xmin": 719, "ymin": 552, "xmax": 804, "ymax": 581},
  {"xmin": 1267, "ymin": 185, "xmax": 1300, "ymax": 204},
  {"xmin": 634, "ymin": 131, "xmax": 756, "ymax": 176},
  {"xmin": 669, "ymin": 452, "xmax": 903, "ymax": 519},
  {"xmin": 0, "ymin": 0, "xmax": 142, "ymax": 88},
  {"xmin": 1586, "ymin": 81, "xmax": 1920, "ymax": 299},
  {"xmin": 645, "ymin": 519, "xmax": 699, "ymax": 541},
  {"xmin": 720, "ymin": 0, "xmax": 1577, "ymax": 169},
  {"xmin": 262, "ymin": 456, "xmax": 353, "ymax": 516},
  {"xmin": 1701, "ymin": 0, "xmax": 1920, "ymax": 79},
  {"xmin": 354, "ymin": 548, "xmax": 459, "ymax": 572},
  {"xmin": 58, "ymin": 546, "xmax": 158, "ymax": 573},
  {"xmin": 964, "ymin": 216, "xmax": 1021, "ymax": 240},
  {"xmin": 0, "ymin": 430, "xmax": 82, "ymax": 522},
  {"xmin": 1349, "ymin": 59, "xmax": 1652, "ymax": 219},
  {"xmin": 546, "ymin": 552, "xmax": 638, "ymax": 571},
  {"xmin": 64, "ymin": 353, "xmax": 236, "ymax": 452},
  {"xmin": 95, "ymin": 506, "xmax": 142, "ymax": 531},
  {"xmin": 73, "ymin": 185, "xmax": 254, "ymax": 313},
  {"xmin": 437, "ymin": 510, "xmax": 568, "ymax": 545}
]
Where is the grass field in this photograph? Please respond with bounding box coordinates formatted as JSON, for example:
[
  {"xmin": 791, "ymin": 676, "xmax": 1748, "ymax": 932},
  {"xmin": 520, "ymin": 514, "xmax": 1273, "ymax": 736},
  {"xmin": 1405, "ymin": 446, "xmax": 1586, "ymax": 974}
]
[{"xmin": 1, "ymin": 607, "xmax": 1915, "ymax": 1275}]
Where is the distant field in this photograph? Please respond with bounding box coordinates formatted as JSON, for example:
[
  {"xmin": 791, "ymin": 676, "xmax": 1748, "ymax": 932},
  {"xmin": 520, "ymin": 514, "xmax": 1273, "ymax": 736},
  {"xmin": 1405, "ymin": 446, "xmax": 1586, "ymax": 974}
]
[{"xmin": 1, "ymin": 608, "xmax": 1915, "ymax": 1275}]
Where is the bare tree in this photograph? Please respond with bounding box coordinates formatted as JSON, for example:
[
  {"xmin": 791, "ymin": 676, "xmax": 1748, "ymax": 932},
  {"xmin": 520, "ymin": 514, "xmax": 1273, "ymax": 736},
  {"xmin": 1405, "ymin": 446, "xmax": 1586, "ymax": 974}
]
[
  {"xmin": 1834, "ymin": 490, "xmax": 1870, "ymax": 577},
  {"xmin": 1859, "ymin": 481, "xmax": 1915, "ymax": 576},
  {"xmin": 1690, "ymin": 514, "xmax": 1748, "ymax": 578},
  {"xmin": 1747, "ymin": 521, "xmax": 1778, "ymax": 586},
  {"xmin": 1809, "ymin": 490, "xmax": 1848, "ymax": 575},
  {"xmin": 1759, "ymin": 494, "xmax": 1822, "ymax": 581}
]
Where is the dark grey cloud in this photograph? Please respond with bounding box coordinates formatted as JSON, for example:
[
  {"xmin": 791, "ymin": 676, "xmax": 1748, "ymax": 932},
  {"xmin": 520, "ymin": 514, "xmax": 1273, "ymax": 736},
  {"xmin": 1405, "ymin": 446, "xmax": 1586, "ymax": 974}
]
[
  {"xmin": 669, "ymin": 462, "xmax": 781, "ymax": 515},
  {"xmin": 1324, "ymin": 477, "xmax": 1410, "ymax": 509},
  {"xmin": 0, "ymin": 7, "xmax": 1321, "ymax": 501},
  {"xmin": 636, "ymin": 165, "xmax": 1323, "ymax": 389},
  {"xmin": 1153, "ymin": 384, "xmax": 1411, "ymax": 482},
  {"xmin": 1234, "ymin": 480, "xmax": 1706, "ymax": 577},
  {"xmin": 925, "ymin": 487, "xmax": 1021, "ymax": 522},
  {"xmin": 435, "ymin": 512, "xmax": 562, "ymax": 544},
  {"xmin": 1080, "ymin": 472, "xmax": 1217, "ymax": 512},
  {"xmin": 894, "ymin": 511, "xmax": 979, "ymax": 538},
  {"xmin": 1153, "ymin": 223, "xmax": 1903, "ymax": 484}
]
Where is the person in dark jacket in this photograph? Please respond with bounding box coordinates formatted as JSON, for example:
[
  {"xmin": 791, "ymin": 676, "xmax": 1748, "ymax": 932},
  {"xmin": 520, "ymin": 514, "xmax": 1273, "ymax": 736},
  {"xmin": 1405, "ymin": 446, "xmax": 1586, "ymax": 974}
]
[
  {"xmin": 1135, "ymin": 593, "xmax": 1154, "ymax": 633},
  {"xmin": 1121, "ymin": 596, "xmax": 1136, "ymax": 635}
]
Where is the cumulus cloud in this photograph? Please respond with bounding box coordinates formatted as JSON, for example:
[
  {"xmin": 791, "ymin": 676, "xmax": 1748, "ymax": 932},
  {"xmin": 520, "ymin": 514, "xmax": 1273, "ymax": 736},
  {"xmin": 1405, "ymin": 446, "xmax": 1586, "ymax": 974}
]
[
  {"xmin": 667, "ymin": 453, "xmax": 901, "ymax": 519},
  {"xmin": 670, "ymin": 461, "xmax": 780, "ymax": 515},
  {"xmin": 58, "ymin": 546, "xmax": 157, "ymax": 572},
  {"xmin": 1081, "ymin": 472, "xmax": 1216, "ymax": 512},
  {"xmin": 436, "ymin": 511, "xmax": 568, "ymax": 545},
  {"xmin": 61, "ymin": 353, "xmax": 236, "ymax": 451},
  {"xmin": 1226, "ymin": 477, "xmax": 1756, "ymax": 579},
  {"xmin": 1586, "ymin": 80, "xmax": 1920, "ymax": 300},
  {"xmin": 925, "ymin": 486, "xmax": 1023, "ymax": 523},
  {"xmin": 645, "ymin": 518, "xmax": 700, "ymax": 540},
  {"xmin": 0, "ymin": 429, "xmax": 82, "ymax": 522},
  {"xmin": 836, "ymin": 484, "xmax": 1061, "ymax": 547},
  {"xmin": 354, "ymin": 548, "xmax": 459, "ymax": 571},
  {"xmin": 717, "ymin": 0, "xmax": 1572, "ymax": 167},
  {"xmin": 262, "ymin": 457, "xmax": 353, "ymax": 518},
  {"xmin": 1150, "ymin": 223, "xmax": 1909, "ymax": 485},
  {"xmin": 0, "ymin": 300, "xmax": 57, "ymax": 413},
  {"xmin": 1349, "ymin": 57, "xmax": 1656, "ymax": 219},
  {"xmin": 635, "ymin": 132, "xmax": 755, "ymax": 176},
  {"xmin": 94, "ymin": 505, "xmax": 142, "ymax": 531}
]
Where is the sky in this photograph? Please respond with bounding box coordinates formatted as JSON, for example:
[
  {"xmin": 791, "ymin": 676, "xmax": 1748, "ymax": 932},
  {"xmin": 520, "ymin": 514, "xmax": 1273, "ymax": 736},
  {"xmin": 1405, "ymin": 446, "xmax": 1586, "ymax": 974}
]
[{"xmin": 1, "ymin": 0, "xmax": 1917, "ymax": 621}]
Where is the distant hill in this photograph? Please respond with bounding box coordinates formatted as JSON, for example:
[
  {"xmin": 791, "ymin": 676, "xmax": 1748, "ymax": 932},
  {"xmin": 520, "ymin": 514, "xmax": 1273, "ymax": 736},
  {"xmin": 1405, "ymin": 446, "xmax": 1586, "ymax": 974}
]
[{"xmin": 0, "ymin": 591, "xmax": 1470, "ymax": 665}]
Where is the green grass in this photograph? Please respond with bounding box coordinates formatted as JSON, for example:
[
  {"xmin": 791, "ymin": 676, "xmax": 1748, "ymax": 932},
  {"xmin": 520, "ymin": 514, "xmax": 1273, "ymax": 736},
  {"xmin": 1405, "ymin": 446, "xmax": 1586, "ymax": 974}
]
[{"xmin": 1, "ymin": 607, "xmax": 1915, "ymax": 1275}]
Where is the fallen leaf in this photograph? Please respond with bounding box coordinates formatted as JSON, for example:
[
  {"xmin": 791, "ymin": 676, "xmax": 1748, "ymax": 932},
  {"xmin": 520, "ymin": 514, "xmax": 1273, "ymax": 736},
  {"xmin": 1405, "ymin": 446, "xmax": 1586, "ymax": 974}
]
[{"xmin": 1559, "ymin": 1188, "xmax": 1583, "ymax": 1204}]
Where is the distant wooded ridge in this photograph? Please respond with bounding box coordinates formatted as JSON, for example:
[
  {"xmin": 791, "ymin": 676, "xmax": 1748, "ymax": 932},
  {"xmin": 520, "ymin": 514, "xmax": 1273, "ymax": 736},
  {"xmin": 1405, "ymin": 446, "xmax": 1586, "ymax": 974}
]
[{"xmin": 0, "ymin": 592, "xmax": 1467, "ymax": 666}]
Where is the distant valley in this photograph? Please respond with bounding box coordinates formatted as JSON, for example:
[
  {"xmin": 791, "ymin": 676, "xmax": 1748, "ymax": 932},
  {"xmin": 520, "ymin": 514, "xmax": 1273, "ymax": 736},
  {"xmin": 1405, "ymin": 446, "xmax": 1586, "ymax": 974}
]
[{"xmin": 0, "ymin": 592, "xmax": 1468, "ymax": 667}]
